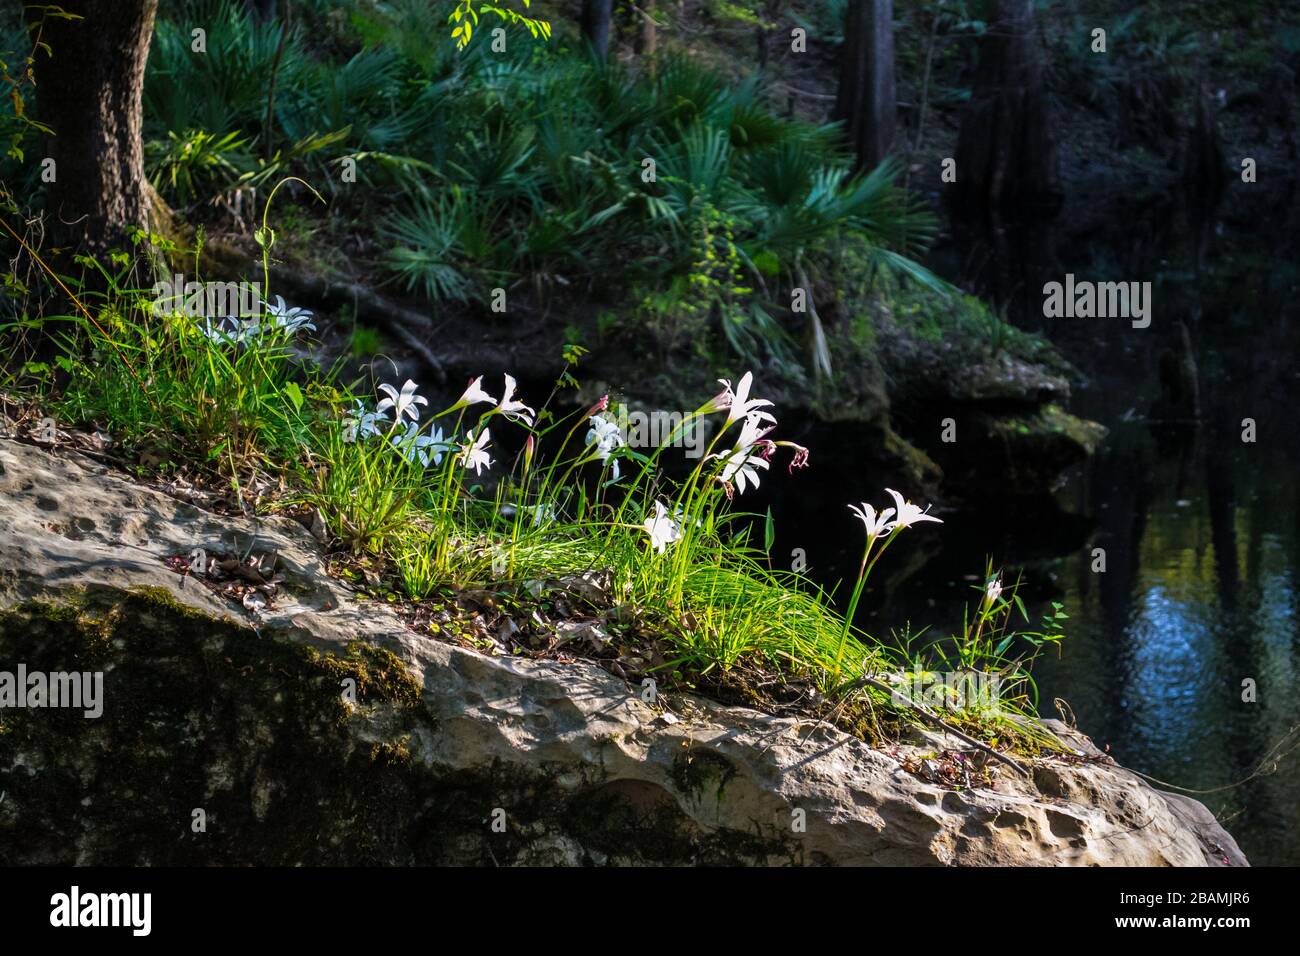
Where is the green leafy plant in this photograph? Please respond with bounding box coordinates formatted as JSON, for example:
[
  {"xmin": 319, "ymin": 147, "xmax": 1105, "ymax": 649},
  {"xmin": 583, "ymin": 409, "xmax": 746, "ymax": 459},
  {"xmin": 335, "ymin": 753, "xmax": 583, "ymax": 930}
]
[{"xmin": 146, "ymin": 129, "xmax": 253, "ymax": 206}]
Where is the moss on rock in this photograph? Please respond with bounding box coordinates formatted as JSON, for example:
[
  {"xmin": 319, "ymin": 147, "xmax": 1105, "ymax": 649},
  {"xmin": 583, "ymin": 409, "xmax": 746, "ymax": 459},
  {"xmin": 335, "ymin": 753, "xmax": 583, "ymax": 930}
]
[{"xmin": 0, "ymin": 589, "xmax": 795, "ymax": 865}]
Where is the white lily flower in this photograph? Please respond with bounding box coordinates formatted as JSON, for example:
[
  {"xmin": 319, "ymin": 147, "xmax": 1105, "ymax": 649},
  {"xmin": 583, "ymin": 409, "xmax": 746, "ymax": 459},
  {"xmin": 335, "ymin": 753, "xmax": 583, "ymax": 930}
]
[
  {"xmin": 458, "ymin": 427, "xmax": 493, "ymax": 475},
  {"xmin": 714, "ymin": 371, "xmax": 776, "ymax": 427},
  {"xmin": 451, "ymin": 375, "xmax": 498, "ymax": 412},
  {"xmin": 199, "ymin": 319, "xmax": 237, "ymax": 346},
  {"xmin": 734, "ymin": 412, "xmax": 775, "ymax": 449},
  {"xmin": 884, "ymin": 488, "xmax": 944, "ymax": 529},
  {"xmin": 704, "ymin": 410, "xmax": 776, "ymax": 497},
  {"xmin": 497, "ymin": 374, "xmax": 536, "ymax": 426},
  {"xmin": 345, "ymin": 400, "xmax": 390, "ymax": 442},
  {"xmin": 585, "ymin": 412, "xmax": 624, "ymax": 479},
  {"xmin": 848, "ymin": 502, "xmax": 896, "ymax": 539},
  {"xmin": 714, "ymin": 443, "xmax": 769, "ymax": 496},
  {"xmin": 586, "ymin": 413, "xmax": 622, "ymax": 451},
  {"xmin": 266, "ymin": 295, "xmax": 316, "ymax": 334},
  {"xmin": 200, "ymin": 316, "xmax": 260, "ymax": 346},
  {"xmin": 642, "ymin": 500, "xmax": 683, "ymax": 554},
  {"xmin": 390, "ymin": 422, "xmax": 449, "ymax": 468},
  {"xmin": 376, "ymin": 379, "xmax": 428, "ymax": 423},
  {"xmin": 985, "ymin": 577, "xmax": 1003, "ymax": 606}
]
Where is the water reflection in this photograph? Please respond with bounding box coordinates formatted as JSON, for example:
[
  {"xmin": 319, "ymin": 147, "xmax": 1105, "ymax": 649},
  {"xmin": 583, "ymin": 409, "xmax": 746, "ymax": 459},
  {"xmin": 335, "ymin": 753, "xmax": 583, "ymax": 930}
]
[
  {"xmin": 1036, "ymin": 426, "xmax": 1300, "ymax": 866},
  {"xmin": 761, "ymin": 202, "xmax": 1300, "ymax": 863},
  {"xmin": 931, "ymin": 195, "xmax": 1300, "ymax": 864}
]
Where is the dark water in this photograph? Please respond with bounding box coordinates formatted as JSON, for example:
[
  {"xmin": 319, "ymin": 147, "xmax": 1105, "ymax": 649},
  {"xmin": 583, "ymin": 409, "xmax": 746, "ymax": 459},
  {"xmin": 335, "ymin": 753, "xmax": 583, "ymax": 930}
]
[{"xmin": 763, "ymin": 197, "xmax": 1300, "ymax": 865}]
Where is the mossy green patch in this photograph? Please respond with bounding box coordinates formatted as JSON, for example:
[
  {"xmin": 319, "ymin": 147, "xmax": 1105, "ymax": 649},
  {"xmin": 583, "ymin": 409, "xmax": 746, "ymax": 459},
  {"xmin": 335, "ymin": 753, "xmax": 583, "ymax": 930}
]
[
  {"xmin": 672, "ymin": 746, "xmax": 738, "ymax": 805},
  {"xmin": 0, "ymin": 591, "xmax": 427, "ymax": 864},
  {"xmin": 0, "ymin": 589, "xmax": 801, "ymax": 865}
]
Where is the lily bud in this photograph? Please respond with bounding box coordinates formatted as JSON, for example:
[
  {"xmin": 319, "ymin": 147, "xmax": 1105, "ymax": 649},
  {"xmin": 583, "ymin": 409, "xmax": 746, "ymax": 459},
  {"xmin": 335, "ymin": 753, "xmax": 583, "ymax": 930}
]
[
  {"xmin": 697, "ymin": 387, "xmax": 731, "ymax": 416},
  {"xmin": 522, "ymin": 434, "xmax": 536, "ymax": 476}
]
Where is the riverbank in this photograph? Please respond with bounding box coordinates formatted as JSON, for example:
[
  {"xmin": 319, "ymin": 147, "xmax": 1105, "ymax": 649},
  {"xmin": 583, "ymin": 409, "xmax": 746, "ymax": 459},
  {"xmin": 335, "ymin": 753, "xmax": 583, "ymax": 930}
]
[{"xmin": 0, "ymin": 436, "xmax": 1246, "ymax": 866}]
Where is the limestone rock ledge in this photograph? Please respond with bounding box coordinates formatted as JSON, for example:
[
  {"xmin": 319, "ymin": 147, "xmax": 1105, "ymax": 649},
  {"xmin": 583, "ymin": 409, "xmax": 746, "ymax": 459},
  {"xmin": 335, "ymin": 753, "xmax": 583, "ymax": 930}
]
[{"xmin": 0, "ymin": 438, "xmax": 1247, "ymax": 866}]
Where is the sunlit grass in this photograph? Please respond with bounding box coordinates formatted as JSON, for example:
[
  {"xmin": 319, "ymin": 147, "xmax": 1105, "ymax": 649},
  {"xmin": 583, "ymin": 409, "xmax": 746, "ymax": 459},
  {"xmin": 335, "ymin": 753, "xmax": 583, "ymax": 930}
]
[{"xmin": 4, "ymin": 239, "xmax": 1066, "ymax": 750}]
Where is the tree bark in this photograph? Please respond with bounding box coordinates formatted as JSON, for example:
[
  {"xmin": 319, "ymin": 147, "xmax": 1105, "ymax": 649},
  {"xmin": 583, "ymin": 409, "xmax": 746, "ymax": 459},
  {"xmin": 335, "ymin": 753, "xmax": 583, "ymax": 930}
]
[
  {"xmin": 246, "ymin": 0, "xmax": 278, "ymax": 20},
  {"xmin": 834, "ymin": 0, "xmax": 896, "ymax": 172},
  {"xmin": 951, "ymin": 0, "xmax": 1060, "ymax": 217},
  {"xmin": 580, "ymin": 0, "xmax": 612, "ymax": 63},
  {"xmin": 1182, "ymin": 87, "xmax": 1227, "ymax": 212},
  {"xmin": 29, "ymin": 0, "xmax": 159, "ymax": 256},
  {"xmin": 640, "ymin": 0, "xmax": 658, "ymax": 60}
]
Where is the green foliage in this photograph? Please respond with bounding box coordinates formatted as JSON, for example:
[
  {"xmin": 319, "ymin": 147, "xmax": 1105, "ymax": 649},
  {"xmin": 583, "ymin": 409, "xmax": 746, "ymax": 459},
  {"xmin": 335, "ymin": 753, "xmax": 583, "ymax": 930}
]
[
  {"xmin": 279, "ymin": 47, "xmax": 425, "ymax": 152},
  {"xmin": 446, "ymin": 0, "xmax": 551, "ymax": 50},
  {"xmin": 145, "ymin": 0, "xmax": 307, "ymax": 138},
  {"xmin": 349, "ymin": 323, "xmax": 383, "ymax": 358},
  {"xmin": 5, "ymin": 221, "xmax": 1064, "ymax": 745},
  {"xmin": 910, "ymin": 564, "xmax": 1068, "ymax": 719},
  {"xmin": 792, "ymin": 0, "xmax": 847, "ymax": 46},
  {"xmin": 133, "ymin": 2, "xmax": 946, "ymax": 379},
  {"xmin": 0, "ymin": 10, "xmax": 67, "ymax": 162},
  {"xmin": 883, "ymin": 275, "xmax": 1055, "ymax": 366},
  {"xmin": 47, "ymin": 270, "xmax": 309, "ymax": 469},
  {"xmin": 381, "ymin": 190, "xmax": 473, "ymax": 305},
  {"xmin": 348, "ymin": 46, "xmax": 936, "ymax": 371},
  {"xmin": 704, "ymin": 1, "xmax": 772, "ymax": 29},
  {"xmin": 146, "ymin": 129, "xmax": 253, "ymax": 206}
]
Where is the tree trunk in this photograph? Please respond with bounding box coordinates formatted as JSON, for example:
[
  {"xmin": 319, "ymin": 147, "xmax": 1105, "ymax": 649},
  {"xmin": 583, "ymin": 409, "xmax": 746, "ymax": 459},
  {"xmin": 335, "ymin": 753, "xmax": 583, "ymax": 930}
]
[
  {"xmin": 1182, "ymin": 87, "xmax": 1227, "ymax": 212},
  {"xmin": 246, "ymin": 0, "xmax": 278, "ymax": 20},
  {"xmin": 29, "ymin": 0, "xmax": 159, "ymax": 257},
  {"xmin": 834, "ymin": 0, "xmax": 896, "ymax": 172},
  {"xmin": 641, "ymin": 0, "xmax": 658, "ymax": 59},
  {"xmin": 580, "ymin": 0, "xmax": 612, "ymax": 62},
  {"xmin": 952, "ymin": 0, "xmax": 1060, "ymax": 217}
]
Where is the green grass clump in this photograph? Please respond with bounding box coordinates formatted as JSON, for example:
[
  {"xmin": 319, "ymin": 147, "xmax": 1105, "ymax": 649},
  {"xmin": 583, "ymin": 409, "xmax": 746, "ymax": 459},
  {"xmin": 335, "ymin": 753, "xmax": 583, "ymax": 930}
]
[
  {"xmin": 46, "ymin": 257, "xmax": 309, "ymax": 474},
  {"xmin": 4, "ymin": 232, "xmax": 1066, "ymax": 750}
]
